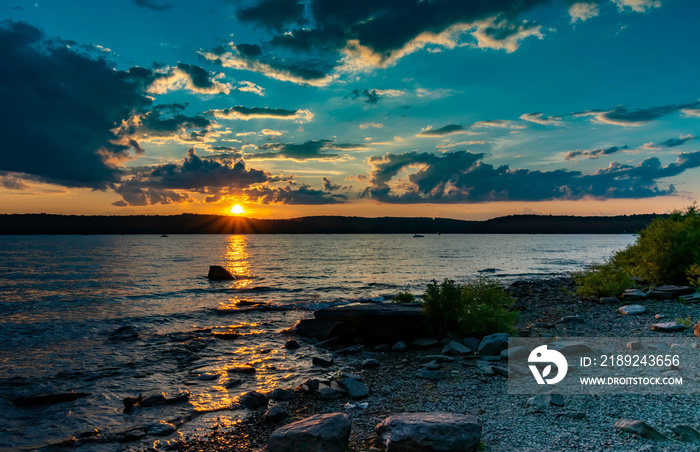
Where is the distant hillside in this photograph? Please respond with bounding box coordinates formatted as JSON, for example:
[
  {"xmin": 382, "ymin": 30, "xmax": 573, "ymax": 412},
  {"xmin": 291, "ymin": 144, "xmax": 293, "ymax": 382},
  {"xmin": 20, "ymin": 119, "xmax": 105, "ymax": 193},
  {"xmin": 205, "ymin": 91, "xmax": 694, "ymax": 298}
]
[{"xmin": 0, "ymin": 213, "xmax": 663, "ymax": 234}]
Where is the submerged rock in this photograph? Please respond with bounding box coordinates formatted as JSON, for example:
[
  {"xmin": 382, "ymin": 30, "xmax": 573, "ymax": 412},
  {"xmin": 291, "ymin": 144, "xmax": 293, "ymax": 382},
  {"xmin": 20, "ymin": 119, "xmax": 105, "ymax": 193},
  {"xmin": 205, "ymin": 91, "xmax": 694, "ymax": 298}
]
[
  {"xmin": 285, "ymin": 339, "xmax": 302, "ymax": 350},
  {"xmin": 614, "ymin": 419, "xmax": 666, "ymax": 440},
  {"xmin": 270, "ymin": 388, "xmax": 295, "ymax": 401},
  {"xmin": 375, "ymin": 412, "xmax": 482, "ymax": 452},
  {"xmin": 207, "ymin": 265, "xmax": 236, "ymax": 281},
  {"xmin": 268, "ymin": 413, "xmax": 351, "ymax": 452},
  {"xmin": 11, "ymin": 391, "xmax": 90, "ymax": 408}
]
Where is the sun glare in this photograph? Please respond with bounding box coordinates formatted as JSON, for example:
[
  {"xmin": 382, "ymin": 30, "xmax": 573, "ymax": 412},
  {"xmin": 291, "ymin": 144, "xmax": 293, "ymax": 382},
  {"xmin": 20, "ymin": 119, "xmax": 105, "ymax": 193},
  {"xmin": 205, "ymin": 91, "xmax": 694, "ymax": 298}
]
[{"xmin": 231, "ymin": 204, "xmax": 245, "ymax": 215}]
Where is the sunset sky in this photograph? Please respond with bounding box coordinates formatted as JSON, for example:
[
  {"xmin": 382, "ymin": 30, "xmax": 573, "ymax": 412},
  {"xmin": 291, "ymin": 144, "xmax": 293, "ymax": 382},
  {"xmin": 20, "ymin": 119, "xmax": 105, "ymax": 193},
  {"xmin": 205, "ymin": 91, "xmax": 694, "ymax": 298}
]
[{"xmin": 1, "ymin": 0, "xmax": 699, "ymax": 219}]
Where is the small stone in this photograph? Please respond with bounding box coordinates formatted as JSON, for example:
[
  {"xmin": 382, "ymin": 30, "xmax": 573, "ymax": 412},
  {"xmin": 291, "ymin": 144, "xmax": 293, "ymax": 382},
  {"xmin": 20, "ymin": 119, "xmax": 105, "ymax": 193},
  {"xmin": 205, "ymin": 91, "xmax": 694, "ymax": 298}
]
[
  {"xmin": 476, "ymin": 362, "xmax": 495, "ymax": 376},
  {"xmin": 264, "ymin": 404, "xmax": 289, "ymax": 423},
  {"xmin": 421, "ymin": 360, "xmax": 442, "ymax": 370},
  {"xmin": 270, "ymin": 388, "xmax": 295, "ymax": 401},
  {"xmin": 599, "ymin": 296, "xmax": 620, "ymax": 304},
  {"xmin": 391, "ymin": 341, "xmax": 407, "ymax": 351},
  {"xmin": 226, "ymin": 379, "xmax": 242, "ymax": 388},
  {"xmin": 626, "ymin": 341, "xmax": 643, "ymax": 351},
  {"xmin": 240, "ymin": 391, "xmax": 268, "ymax": 410},
  {"xmin": 655, "ymin": 314, "xmax": 666, "ymax": 319},
  {"xmin": 300, "ymin": 379, "xmax": 320, "ymax": 392},
  {"xmin": 651, "ymin": 322, "xmax": 686, "ymax": 332},
  {"xmin": 411, "ymin": 338, "xmax": 439, "ymax": 348},
  {"xmin": 319, "ymin": 388, "xmax": 346, "ymax": 399},
  {"xmin": 342, "ymin": 377, "xmax": 369, "ymax": 398},
  {"xmin": 338, "ymin": 344, "xmax": 364, "ymax": 355},
  {"xmin": 312, "ymin": 356, "xmax": 334, "ymax": 367},
  {"xmin": 379, "ymin": 385, "xmax": 392, "ymax": 396},
  {"xmin": 619, "ymin": 305, "xmax": 647, "ymax": 315},
  {"xmin": 118, "ymin": 429, "xmax": 146, "ymax": 442},
  {"xmin": 285, "ymin": 340, "xmax": 301, "ymax": 350},
  {"xmin": 559, "ymin": 315, "xmax": 584, "ymax": 324},
  {"xmin": 268, "ymin": 413, "xmax": 351, "ymax": 452},
  {"xmin": 375, "ymin": 412, "xmax": 482, "ymax": 452},
  {"xmin": 615, "ymin": 419, "xmax": 666, "ymax": 440},
  {"xmin": 361, "ymin": 359, "xmax": 381, "ymax": 368},
  {"xmin": 671, "ymin": 425, "xmax": 700, "ymax": 443},
  {"xmin": 423, "ymin": 355, "xmax": 455, "ymax": 363},
  {"xmin": 442, "ymin": 340, "xmax": 472, "ymax": 355},
  {"xmin": 527, "ymin": 393, "xmax": 564, "ymax": 412},
  {"xmin": 228, "ymin": 365, "xmax": 256, "ymax": 374},
  {"xmin": 374, "ymin": 344, "xmax": 390, "ymax": 352}
]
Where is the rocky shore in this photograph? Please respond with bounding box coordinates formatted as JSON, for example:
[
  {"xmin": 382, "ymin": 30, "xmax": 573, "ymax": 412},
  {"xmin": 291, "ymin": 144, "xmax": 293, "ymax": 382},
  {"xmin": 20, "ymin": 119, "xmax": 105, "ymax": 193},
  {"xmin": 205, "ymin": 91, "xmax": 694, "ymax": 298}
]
[{"xmin": 129, "ymin": 277, "xmax": 699, "ymax": 451}]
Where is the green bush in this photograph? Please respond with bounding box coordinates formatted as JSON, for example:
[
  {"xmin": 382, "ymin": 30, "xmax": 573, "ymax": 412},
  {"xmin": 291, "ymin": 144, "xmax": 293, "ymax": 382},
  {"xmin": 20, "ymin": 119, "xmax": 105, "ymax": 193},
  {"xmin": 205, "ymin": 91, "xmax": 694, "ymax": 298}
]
[
  {"xmin": 422, "ymin": 278, "xmax": 519, "ymax": 337},
  {"xmin": 392, "ymin": 292, "xmax": 416, "ymax": 303},
  {"xmin": 572, "ymin": 258, "xmax": 634, "ymax": 298},
  {"xmin": 616, "ymin": 204, "xmax": 700, "ymax": 285},
  {"xmin": 687, "ymin": 264, "xmax": 700, "ymax": 288}
]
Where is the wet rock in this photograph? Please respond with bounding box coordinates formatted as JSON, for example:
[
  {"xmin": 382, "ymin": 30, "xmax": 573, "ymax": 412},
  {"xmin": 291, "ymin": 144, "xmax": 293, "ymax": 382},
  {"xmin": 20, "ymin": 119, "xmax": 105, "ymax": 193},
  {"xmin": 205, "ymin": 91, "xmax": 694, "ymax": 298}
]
[
  {"xmin": 338, "ymin": 344, "xmax": 364, "ymax": 355},
  {"xmin": 270, "ymin": 388, "xmax": 295, "ymax": 401},
  {"xmin": 376, "ymin": 412, "xmax": 482, "ymax": 452},
  {"xmin": 319, "ymin": 388, "xmax": 346, "ymax": 400},
  {"xmin": 11, "ymin": 391, "xmax": 90, "ymax": 407},
  {"xmin": 651, "ymin": 322, "xmax": 686, "ymax": 332},
  {"xmin": 411, "ymin": 338, "xmax": 439, "ymax": 348},
  {"xmin": 212, "ymin": 331, "xmax": 240, "ymax": 340},
  {"xmin": 285, "ymin": 340, "xmax": 301, "ymax": 350},
  {"xmin": 361, "ymin": 359, "xmax": 380, "ymax": 368},
  {"xmin": 140, "ymin": 391, "xmax": 189, "ymax": 407},
  {"xmin": 146, "ymin": 421, "xmax": 177, "ymax": 437},
  {"xmin": 264, "ymin": 404, "xmax": 289, "ymax": 423},
  {"xmin": 647, "ymin": 285, "xmax": 695, "ymax": 300},
  {"xmin": 312, "ymin": 356, "xmax": 334, "ymax": 367},
  {"xmin": 228, "ymin": 365, "xmax": 256, "ymax": 374},
  {"xmin": 268, "ymin": 413, "xmax": 351, "ymax": 452},
  {"xmin": 417, "ymin": 369, "xmax": 447, "ymax": 380},
  {"xmin": 117, "ymin": 429, "xmax": 146, "ymax": 442},
  {"xmin": 477, "ymin": 333, "xmax": 511, "ymax": 356},
  {"xmin": 442, "ymin": 340, "xmax": 472, "ymax": 355},
  {"xmin": 195, "ymin": 373, "xmax": 218, "ymax": 381},
  {"xmin": 108, "ymin": 325, "xmax": 139, "ymax": 341},
  {"xmin": 614, "ymin": 419, "xmax": 666, "ymax": 440},
  {"xmin": 208, "ymin": 265, "xmax": 236, "ymax": 280},
  {"xmin": 671, "ymin": 425, "xmax": 700, "ymax": 443},
  {"xmin": 622, "ymin": 289, "xmax": 647, "ymax": 301},
  {"xmin": 240, "ymin": 391, "xmax": 268, "ymax": 410},
  {"xmin": 618, "ymin": 305, "xmax": 646, "ymax": 315},
  {"xmin": 300, "ymin": 379, "xmax": 321, "ymax": 392},
  {"xmin": 226, "ymin": 379, "xmax": 242, "ymax": 388},
  {"xmin": 78, "ymin": 429, "xmax": 99, "ymax": 438},
  {"xmin": 342, "ymin": 377, "xmax": 369, "ymax": 398},
  {"xmin": 391, "ymin": 340, "xmax": 407, "ymax": 351}
]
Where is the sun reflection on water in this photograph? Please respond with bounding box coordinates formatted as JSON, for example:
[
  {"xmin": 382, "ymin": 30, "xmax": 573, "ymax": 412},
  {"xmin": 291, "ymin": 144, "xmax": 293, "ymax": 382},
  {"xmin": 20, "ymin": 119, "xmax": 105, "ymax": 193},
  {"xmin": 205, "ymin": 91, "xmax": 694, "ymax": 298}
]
[{"xmin": 225, "ymin": 235, "xmax": 250, "ymax": 277}]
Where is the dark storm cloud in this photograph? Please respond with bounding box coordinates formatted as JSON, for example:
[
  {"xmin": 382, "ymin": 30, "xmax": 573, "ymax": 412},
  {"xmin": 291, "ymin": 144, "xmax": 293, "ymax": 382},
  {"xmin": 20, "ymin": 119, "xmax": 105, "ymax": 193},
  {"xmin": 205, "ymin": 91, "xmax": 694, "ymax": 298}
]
[
  {"xmin": 250, "ymin": 140, "xmax": 341, "ymax": 160},
  {"xmin": 129, "ymin": 63, "xmax": 231, "ymax": 95},
  {"xmin": 351, "ymin": 89, "xmax": 380, "ymax": 105},
  {"xmin": 565, "ymin": 145, "xmax": 628, "ymax": 160},
  {"xmin": 323, "ymin": 177, "xmax": 350, "ymax": 192},
  {"xmin": 208, "ymin": 0, "xmax": 550, "ymax": 83},
  {"xmin": 113, "ymin": 104, "xmax": 217, "ymax": 143},
  {"xmin": 0, "ymin": 21, "xmax": 152, "ymax": 188},
  {"xmin": 114, "ymin": 148, "xmax": 269, "ymax": 206},
  {"xmin": 245, "ymin": 184, "xmax": 347, "ymax": 205},
  {"xmin": 361, "ymin": 150, "xmax": 700, "ymax": 203},
  {"xmin": 418, "ymin": 124, "xmax": 467, "ymax": 137},
  {"xmin": 576, "ymin": 100, "xmax": 700, "ymax": 126},
  {"xmin": 236, "ymin": 0, "xmax": 305, "ymax": 31},
  {"xmin": 660, "ymin": 135, "xmax": 696, "ymax": 148},
  {"xmin": 135, "ymin": 0, "xmax": 172, "ymax": 11}
]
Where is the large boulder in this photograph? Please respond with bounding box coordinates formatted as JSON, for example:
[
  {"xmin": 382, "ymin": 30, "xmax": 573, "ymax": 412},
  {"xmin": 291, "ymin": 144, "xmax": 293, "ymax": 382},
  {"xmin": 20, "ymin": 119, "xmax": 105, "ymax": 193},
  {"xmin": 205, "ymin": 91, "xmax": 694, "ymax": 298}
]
[
  {"xmin": 375, "ymin": 412, "xmax": 482, "ymax": 452},
  {"xmin": 296, "ymin": 303, "xmax": 427, "ymax": 341},
  {"xmin": 208, "ymin": 265, "xmax": 236, "ymax": 281},
  {"xmin": 268, "ymin": 413, "xmax": 351, "ymax": 452},
  {"xmin": 477, "ymin": 333, "xmax": 510, "ymax": 356}
]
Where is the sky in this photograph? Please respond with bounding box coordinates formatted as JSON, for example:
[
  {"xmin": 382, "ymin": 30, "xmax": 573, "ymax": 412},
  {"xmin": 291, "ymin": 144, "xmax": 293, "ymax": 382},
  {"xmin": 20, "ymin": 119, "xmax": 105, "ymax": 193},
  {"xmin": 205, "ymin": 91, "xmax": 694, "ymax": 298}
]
[{"xmin": 1, "ymin": 0, "xmax": 699, "ymax": 219}]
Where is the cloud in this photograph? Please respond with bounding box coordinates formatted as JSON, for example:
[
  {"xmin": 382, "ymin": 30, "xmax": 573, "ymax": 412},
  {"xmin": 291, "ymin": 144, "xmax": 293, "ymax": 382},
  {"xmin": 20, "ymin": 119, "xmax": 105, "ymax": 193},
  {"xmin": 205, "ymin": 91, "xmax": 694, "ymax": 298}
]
[
  {"xmin": 565, "ymin": 145, "xmax": 629, "ymax": 160},
  {"xmin": 520, "ymin": 112, "xmax": 563, "ymax": 126},
  {"xmin": 130, "ymin": 63, "xmax": 233, "ymax": 95},
  {"xmin": 236, "ymin": 0, "xmax": 305, "ymax": 31},
  {"xmin": 0, "ymin": 172, "xmax": 30, "ymax": 190},
  {"xmin": 237, "ymin": 80, "xmax": 265, "ymax": 96},
  {"xmin": 0, "ymin": 21, "xmax": 151, "ymax": 188},
  {"xmin": 576, "ymin": 100, "xmax": 700, "ymax": 126},
  {"xmin": 245, "ymin": 184, "xmax": 347, "ymax": 205},
  {"xmin": 418, "ymin": 124, "xmax": 468, "ymax": 137},
  {"xmin": 360, "ymin": 150, "xmax": 700, "ymax": 203},
  {"xmin": 682, "ymin": 108, "xmax": 700, "ymax": 118},
  {"xmin": 247, "ymin": 139, "xmax": 363, "ymax": 161},
  {"xmin": 135, "ymin": 0, "xmax": 172, "ymax": 11},
  {"xmin": 472, "ymin": 119, "xmax": 526, "ymax": 129},
  {"xmin": 261, "ymin": 129, "xmax": 284, "ymax": 136},
  {"xmin": 323, "ymin": 177, "xmax": 350, "ymax": 192},
  {"xmin": 114, "ymin": 148, "xmax": 269, "ymax": 206},
  {"xmin": 612, "ymin": 0, "xmax": 661, "ymax": 13},
  {"xmin": 351, "ymin": 89, "xmax": 380, "ymax": 105},
  {"xmin": 641, "ymin": 134, "xmax": 696, "ymax": 150},
  {"xmin": 360, "ymin": 122, "xmax": 384, "ymax": 129},
  {"xmin": 569, "ymin": 2, "xmax": 600, "ymax": 23},
  {"xmin": 113, "ymin": 103, "xmax": 219, "ymax": 145},
  {"xmin": 208, "ymin": 105, "xmax": 314, "ymax": 122}
]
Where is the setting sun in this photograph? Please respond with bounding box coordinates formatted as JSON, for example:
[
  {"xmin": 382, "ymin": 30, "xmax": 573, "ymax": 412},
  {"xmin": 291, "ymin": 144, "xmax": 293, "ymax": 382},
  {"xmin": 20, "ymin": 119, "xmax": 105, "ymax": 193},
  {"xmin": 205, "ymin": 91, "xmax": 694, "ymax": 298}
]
[{"xmin": 231, "ymin": 204, "xmax": 244, "ymax": 214}]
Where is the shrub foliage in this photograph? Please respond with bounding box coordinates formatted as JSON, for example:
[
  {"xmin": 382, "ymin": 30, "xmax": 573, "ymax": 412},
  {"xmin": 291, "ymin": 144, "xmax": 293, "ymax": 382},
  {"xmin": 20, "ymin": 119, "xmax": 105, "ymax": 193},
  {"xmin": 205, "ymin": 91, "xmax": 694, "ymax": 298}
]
[{"xmin": 422, "ymin": 278, "xmax": 519, "ymax": 337}]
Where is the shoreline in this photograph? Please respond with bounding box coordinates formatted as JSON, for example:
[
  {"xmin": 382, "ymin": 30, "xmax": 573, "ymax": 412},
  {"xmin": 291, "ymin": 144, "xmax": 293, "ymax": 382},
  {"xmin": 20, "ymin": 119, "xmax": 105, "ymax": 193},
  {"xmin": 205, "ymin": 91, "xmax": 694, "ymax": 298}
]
[{"xmin": 173, "ymin": 276, "xmax": 700, "ymax": 452}]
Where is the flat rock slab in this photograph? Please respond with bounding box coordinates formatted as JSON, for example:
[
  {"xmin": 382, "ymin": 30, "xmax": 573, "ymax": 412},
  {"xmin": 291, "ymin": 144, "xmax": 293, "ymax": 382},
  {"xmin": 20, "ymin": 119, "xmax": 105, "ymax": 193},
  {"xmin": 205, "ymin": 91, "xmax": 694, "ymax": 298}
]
[
  {"xmin": 614, "ymin": 419, "xmax": 666, "ymax": 440},
  {"xmin": 651, "ymin": 322, "xmax": 687, "ymax": 332},
  {"xmin": 268, "ymin": 413, "xmax": 351, "ymax": 452},
  {"xmin": 671, "ymin": 425, "xmax": 700, "ymax": 443},
  {"xmin": 679, "ymin": 292, "xmax": 700, "ymax": 303},
  {"xmin": 647, "ymin": 285, "xmax": 695, "ymax": 300},
  {"xmin": 622, "ymin": 289, "xmax": 647, "ymax": 301},
  {"xmin": 618, "ymin": 304, "xmax": 647, "ymax": 315},
  {"xmin": 376, "ymin": 412, "xmax": 482, "ymax": 452},
  {"xmin": 442, "ymin": 340, "xmax": 472, "ymax": 355}
]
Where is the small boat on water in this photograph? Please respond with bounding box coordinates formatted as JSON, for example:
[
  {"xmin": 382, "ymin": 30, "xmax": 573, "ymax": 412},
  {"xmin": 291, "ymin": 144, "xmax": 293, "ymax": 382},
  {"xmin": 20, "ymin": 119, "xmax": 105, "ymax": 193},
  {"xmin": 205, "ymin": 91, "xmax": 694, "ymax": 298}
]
[{"xmin": 413, "ymin": 233, "xmax": 424, "ymax": 238}]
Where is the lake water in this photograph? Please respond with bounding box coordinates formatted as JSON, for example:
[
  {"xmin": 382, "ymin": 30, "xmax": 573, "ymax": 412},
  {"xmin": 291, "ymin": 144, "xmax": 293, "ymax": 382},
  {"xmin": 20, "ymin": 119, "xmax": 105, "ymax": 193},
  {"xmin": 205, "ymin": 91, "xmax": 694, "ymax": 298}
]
[{"xmin": 0, "ymin": 234, "xmax": 636, "ymax": 449}]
